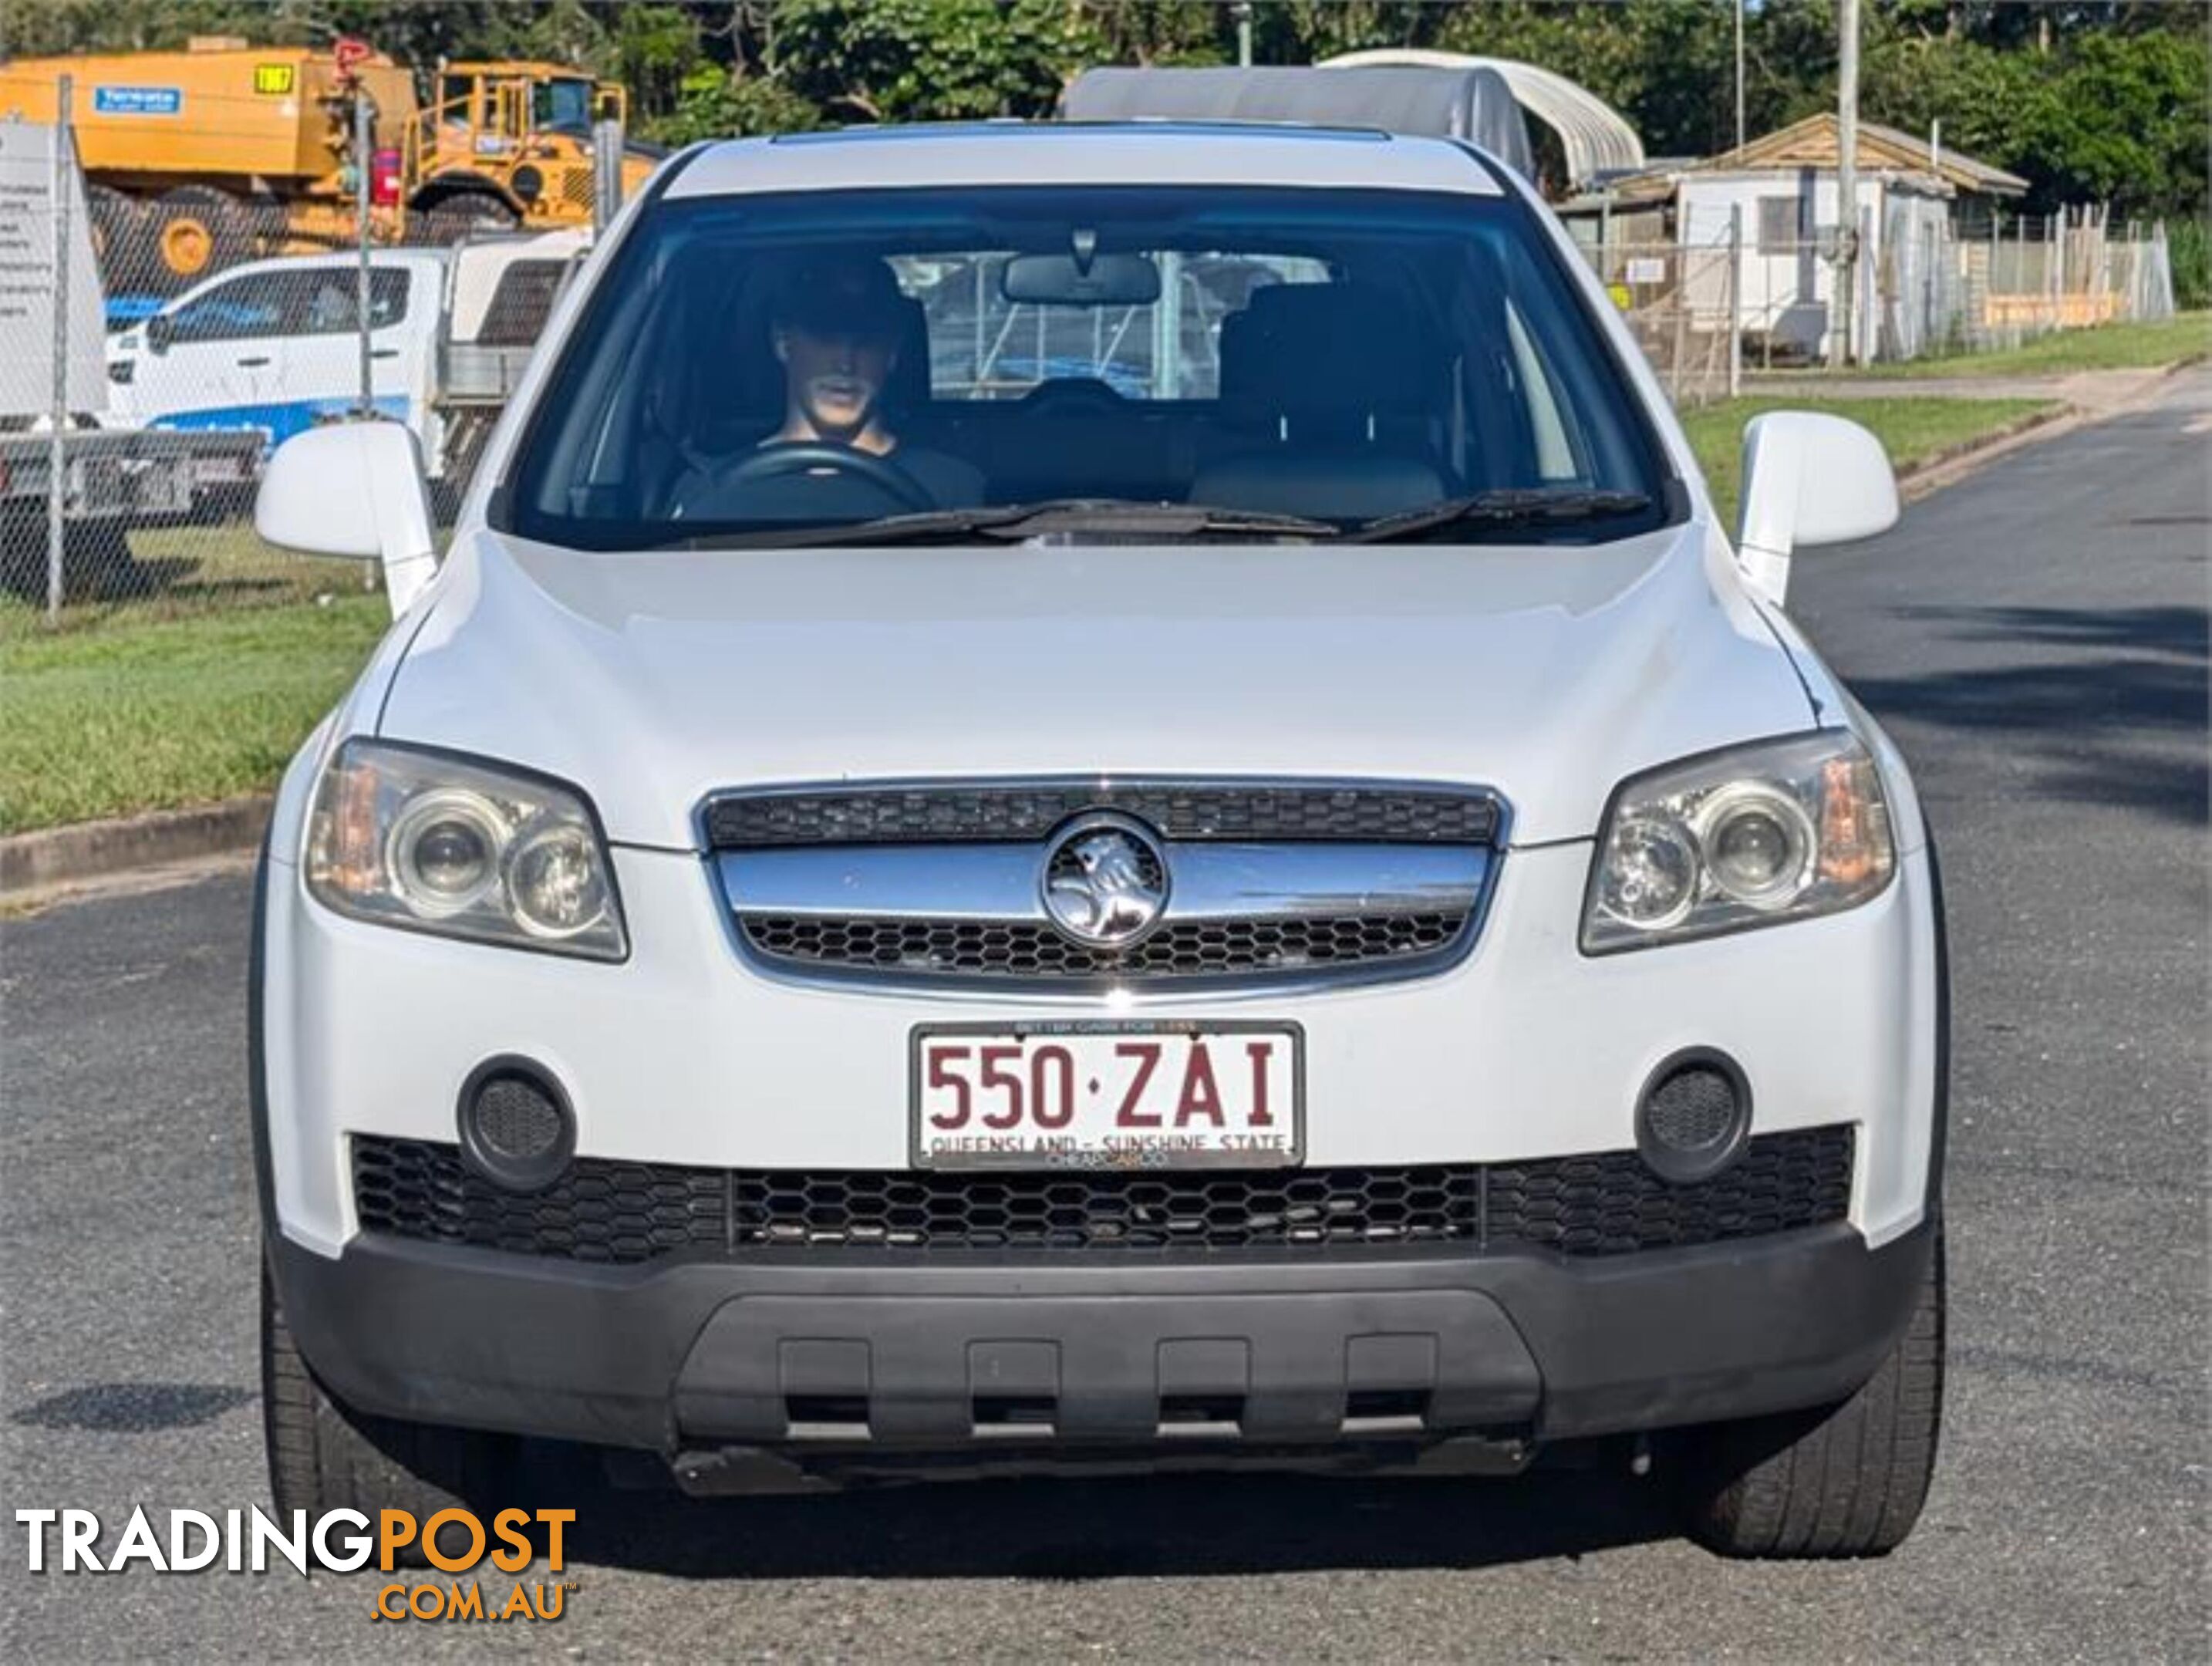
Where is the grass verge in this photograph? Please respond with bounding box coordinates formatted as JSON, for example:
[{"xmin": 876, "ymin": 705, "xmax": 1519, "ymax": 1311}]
[
  {"xmin": 0, "ymin": 595, "xmax": 389, "ymax": 835},
  {"xmin": 1680, "ymin": 395, "xmax": 2055, "ymax": 530},
  {"xmin": 1833, "ymin": 312, "xmax": 2210, "ymax": 380}
]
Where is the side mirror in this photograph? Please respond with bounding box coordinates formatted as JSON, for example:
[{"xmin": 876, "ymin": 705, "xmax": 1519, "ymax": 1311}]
[
  {"xmin": 255, "ymin": 421, "xmax": 438, "ymax": 619},
  {"xmin": 143, "ymin": 313, "xmax": 172, "ymax": 355},
  {"xmin": 1735, "ymin": 411, "xmax": 1899, "ymax": 606}
]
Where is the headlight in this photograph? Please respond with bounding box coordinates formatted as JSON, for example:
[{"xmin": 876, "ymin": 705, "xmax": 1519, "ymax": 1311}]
[
  {"xmin": 1583, "ymin": 732, "xmax": 1893, "ymax": 953},
  {"xmin": 305, "ymin": 740, "xmax": 627, "ymax": 961}
]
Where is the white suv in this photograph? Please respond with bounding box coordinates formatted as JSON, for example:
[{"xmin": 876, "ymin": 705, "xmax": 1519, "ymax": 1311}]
[{"xmin": 251, "ymin": 123, "xmax": 1945, "ymax": 1560}]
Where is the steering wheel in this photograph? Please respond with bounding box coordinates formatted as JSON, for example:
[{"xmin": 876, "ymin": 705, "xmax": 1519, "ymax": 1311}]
[{"xmin": 722, "ymin": 442, "xmax": 934, "ymax": 512}]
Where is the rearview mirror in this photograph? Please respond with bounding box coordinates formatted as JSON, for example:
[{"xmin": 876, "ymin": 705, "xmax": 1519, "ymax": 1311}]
[
  {"xmin": 255, "ymin": 421, "xmax": 438, "ymax": 619},
  {"xmin": 1735, "ymin": 411, "xmax": 1899, "ymax": 606},
  {"xmin": 1000, "ymin": 252, "xmax": 1161, "ymax": 307},
  {"xmin": 143, "ymin": 313, "xmax": 172, "ymax": 355}
]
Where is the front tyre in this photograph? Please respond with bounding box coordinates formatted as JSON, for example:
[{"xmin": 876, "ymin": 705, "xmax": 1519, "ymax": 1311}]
[
  {"xmin": 261, "ymin": 1261, "xmax": 511, "ymax": 1562},
  {"xmin": 1673, "ymin": 1225, "xmax": 1945, "ymax": 1558}
]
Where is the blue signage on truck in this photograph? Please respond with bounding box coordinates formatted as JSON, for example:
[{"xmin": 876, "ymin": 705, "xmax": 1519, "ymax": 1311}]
[{"xmin": 93, "ymin": 86, "xmax": 184, "ymax": 116}]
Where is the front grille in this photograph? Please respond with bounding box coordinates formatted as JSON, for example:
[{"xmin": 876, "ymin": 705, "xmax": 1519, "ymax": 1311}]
[
  {"xmin": 1487, "ymin": 1131, "xmax": 1853, "ymax": 1256},
  {"xmin": 353, "ymin": 1136, "xmax": 726, "ymax": 1263},
  {"xmin": 713, "ymin": 777, "xmax": 1499, "ymax": 991},
  {"xmin": 352, "ymin": 1126, "xmax": 1853, "ymax": 1265},
  {"xmin": 707, "ymin": 782, "xmax": 1500, "ymax": 849},
  {"xmin": 741, "ymin": 912, "xmax": 1468, "ymax": 979}
]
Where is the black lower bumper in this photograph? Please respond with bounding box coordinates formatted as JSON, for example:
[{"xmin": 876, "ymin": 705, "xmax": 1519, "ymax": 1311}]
[{"xmin": 270, "ymin": 1217, "xmax": 1933, "ymax": 1464}]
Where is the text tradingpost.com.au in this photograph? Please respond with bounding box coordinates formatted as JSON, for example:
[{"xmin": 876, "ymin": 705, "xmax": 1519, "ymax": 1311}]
[{"xmin": 15, "ymin": 1506, "xmax": 581, "ymax": 1623}]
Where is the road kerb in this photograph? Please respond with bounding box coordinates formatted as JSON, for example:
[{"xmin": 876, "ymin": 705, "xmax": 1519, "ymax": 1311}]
[
  {"xmin": 1893, "ymin": 405, "xmax": 2079, "ymax": 501},
  {"xmin": 1, "ymin": 795, "xmax": 271, "ymax": 900}
]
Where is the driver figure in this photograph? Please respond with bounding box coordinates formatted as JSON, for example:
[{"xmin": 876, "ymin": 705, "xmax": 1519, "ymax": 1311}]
[{"xmin": 744, "ymin": 255, "xmax": 983, "ymax": 511}]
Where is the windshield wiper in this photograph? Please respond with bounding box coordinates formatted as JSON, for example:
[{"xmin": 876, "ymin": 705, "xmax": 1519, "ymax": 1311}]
[
  {"xmin": 1341, "ymin": 488, "xmax": 1654, "ymax": 544},
  {"xmin": 659, "ymin": 499, "xmax": 1339, "ymax": 550}
]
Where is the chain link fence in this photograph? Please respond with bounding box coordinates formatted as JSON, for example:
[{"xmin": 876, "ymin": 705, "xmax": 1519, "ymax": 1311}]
[
  {"xmin": 1583, "ymin": 238, "xmax": 1745, "ymax": 408},
  {"xmin": 1578, "ymin": 206, "xmax": 2177, "ymax": 392},
  {"xmin": 1963, "ymin": 207, "xmax": 2176, "ymax": 346},
  {"xmin": 1, "ymin": 85, "xmax": 611, "ymax": 637}
]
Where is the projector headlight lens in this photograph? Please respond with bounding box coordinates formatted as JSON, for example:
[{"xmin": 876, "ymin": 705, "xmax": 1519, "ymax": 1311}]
[
  {"xmin": 1583, "ymin": 733, "xmax": 1894, "ymax": 953},
  {"xmin": 307, "ymin": 740, "xmax": 625, "ymax": 961}
]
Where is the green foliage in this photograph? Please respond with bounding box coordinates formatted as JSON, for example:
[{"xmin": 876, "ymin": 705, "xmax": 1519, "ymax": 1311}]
[
  {"xmin": 1865, "ymin": 21, "xmax": 2209, "ymax": 216},
  {"xmin": 1846, "ymin": 312, "xmax": 2211, "ymax": 378},
  {"xmin": 2163, "ymin": 219, "xmax": 2210, "ymax": 312},
  {"xmin": 0, "ymin": 595, "xmax": 389, "ymax": 834},
  {"xmin": 607, "ymin": 3, "xmax": 706, "ymax": 123},
  {"xmin": 650, "ymin": 62, "xmax": 821, "ymax": 144},
  {"xmin": 770, "ymin": 0, "xmax": 1087, "ymax": 122}
]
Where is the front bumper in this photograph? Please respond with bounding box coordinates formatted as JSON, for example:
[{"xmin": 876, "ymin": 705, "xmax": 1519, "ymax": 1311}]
[
  {"xmin": 260, "ymin": 837, "xmax": 1945, "ymax": 1256},
  {"xmin": 271, "ymin": 1216, "xmax": 1934, "ymax": 1472}
]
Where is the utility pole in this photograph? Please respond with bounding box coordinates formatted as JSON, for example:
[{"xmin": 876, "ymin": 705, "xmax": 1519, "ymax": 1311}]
[
  {"xmin": 1234, "ymin": 2, "xmax": 1253, "ymax": 69},
  {"xmin": 592, "ymin": 116, "xmax": 623, "ymax": 234},
  {"xmin": 1831, "ymin": 0, "xmax": 1860, "ymax": 368},
  {"xmin": 355, "ymin": 91, "xmax": 374, "ymax": 416},
  {"xmin": 1734, "ymin": 0, "xmax": 1745, "ymax": 153},
  {"xmin": 46, "ymin": 73, "xmax": 72, "ymax": 626}
]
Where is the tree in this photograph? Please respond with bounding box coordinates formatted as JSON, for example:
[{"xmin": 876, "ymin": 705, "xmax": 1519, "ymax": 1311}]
[{"xmin": 770, "ymin": 0, "xmax": 1085, "ymax": 122}]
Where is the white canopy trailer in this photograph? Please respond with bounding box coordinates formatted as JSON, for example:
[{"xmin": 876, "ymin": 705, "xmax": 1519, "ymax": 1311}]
[
  {"xmin": 1060, "ymin": 65, "xmax": 1536, "ymax": 184},
  {"xmin": 1322, "ymin": 49, "xmax": 1645, "ymax": 196}
]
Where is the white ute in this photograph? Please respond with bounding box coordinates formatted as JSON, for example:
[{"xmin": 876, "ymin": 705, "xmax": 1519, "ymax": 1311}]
[{"xmin": 250, "ymin": 123, "xmax": 1945, "ymax": 1560}]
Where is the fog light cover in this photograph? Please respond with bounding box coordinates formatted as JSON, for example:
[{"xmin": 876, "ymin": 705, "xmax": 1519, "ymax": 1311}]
[
  {"xmin": 457, "ymin": 1059, "xmax": 575, "ymax": 1191},
  {"xmin": 1636, "ymin": 1050, "xmax": 1752, "ymax": 1183}
]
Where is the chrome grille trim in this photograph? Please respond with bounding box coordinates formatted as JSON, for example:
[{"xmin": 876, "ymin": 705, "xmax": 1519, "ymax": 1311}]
[
  {"xmin": 707, "ymin": 777, "xmax": 1507, "ymax": 994},
  {"xmin": 718, "ymin": 841, "xmax": 1489, "ymax": 922}
]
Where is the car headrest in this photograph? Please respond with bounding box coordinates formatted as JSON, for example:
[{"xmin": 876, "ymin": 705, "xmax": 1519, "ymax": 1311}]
[
  {"xmin": 883, "ymin": 294, "xmax": 930, "ymax": 415},
  {"xmin": 1218, "ymin": 283, "xmax": 1438, "ymax": 434}
]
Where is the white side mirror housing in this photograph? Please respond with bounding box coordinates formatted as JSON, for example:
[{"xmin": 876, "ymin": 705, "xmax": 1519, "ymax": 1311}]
[
  {"xmin": 1735, "ymin": 411, "xmax": 1900, "ymax": 606},
  {"xmin": 255, "ymin": 421, "xmax": 438, "ymax": 619}
]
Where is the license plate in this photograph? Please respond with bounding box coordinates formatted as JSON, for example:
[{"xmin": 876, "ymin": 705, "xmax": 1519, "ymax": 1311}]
[{"xmin": 911, "ymin": 1020, "xmax": 1303, "ymax": 1171}]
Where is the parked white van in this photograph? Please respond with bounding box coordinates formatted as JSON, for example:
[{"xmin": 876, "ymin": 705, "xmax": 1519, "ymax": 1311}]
[{"xmin": 106, "ymin": 250, "xmax": 450, "ymax": 466}]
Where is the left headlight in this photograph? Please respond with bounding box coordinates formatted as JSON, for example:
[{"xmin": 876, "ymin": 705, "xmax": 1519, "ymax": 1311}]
[
  {"xmin": 305, "ymin": 739, "xmax": 628, "ymax": 962},
  {"xmin": 1583, "ymin": 731, "xmax": 1894, "ymax": 954}
]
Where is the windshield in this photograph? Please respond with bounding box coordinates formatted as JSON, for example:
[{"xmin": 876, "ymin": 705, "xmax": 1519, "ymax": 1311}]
[
  {"xmin": 532, "ymin": 78, "xmax": 594, "ymax": 133},
  {"xmin": 504, "ymin": 184, "xmax": 1670, "ymax": 550}
]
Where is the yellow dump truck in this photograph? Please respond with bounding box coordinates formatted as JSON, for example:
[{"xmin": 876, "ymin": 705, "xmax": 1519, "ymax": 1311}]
[
  {"xmin": 0, "ymin": 42, "xmax": 656, "ymax": 298},
  {"xmin": 407, "ymin": 60, "xmax": 657, "ymax": 230}
]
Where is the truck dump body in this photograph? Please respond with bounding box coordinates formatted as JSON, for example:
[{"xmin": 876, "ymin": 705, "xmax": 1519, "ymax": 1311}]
[
  {"xmin": 2, "ymin": 46, "xmax": 639, "ymax": 302},
  {"xmin": 0, "ymin": 49, "xmax": 413, "ymax": 190}
]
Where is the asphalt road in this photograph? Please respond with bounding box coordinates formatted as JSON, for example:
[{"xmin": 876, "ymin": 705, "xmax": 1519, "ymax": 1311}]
[{"xmin": 4, "ymin": 372, "xmax": 2205, "ymax": 1662}]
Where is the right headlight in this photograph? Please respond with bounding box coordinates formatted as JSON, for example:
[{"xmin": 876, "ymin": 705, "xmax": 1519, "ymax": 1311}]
[
  {"xmin": 305, "ymin": 738, "xmax": 627, "ymax": 962},
  {"xmin": 1582, "ymin": 731, "xmax": 1895, "ymax": 954}
]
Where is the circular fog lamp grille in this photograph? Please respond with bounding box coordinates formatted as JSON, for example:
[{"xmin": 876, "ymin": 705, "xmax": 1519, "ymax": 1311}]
[
  {"xmin": 457, "ymin": 1060, "xmax": 575, "ymax": 1192},
  {"xmin": 1636, "ymin": 1051, "xmax": 1752, "ymax": 1184}
]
